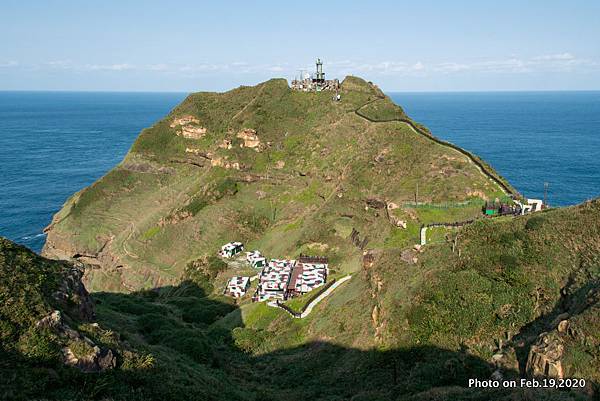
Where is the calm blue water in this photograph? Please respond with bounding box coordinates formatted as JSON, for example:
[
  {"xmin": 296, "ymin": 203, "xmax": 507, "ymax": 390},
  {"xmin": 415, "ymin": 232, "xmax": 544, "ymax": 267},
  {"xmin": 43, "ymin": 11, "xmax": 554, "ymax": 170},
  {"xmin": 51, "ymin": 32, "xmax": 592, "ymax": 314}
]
[
  {"xmin": 0, "ymin": 91, "xmax": 599, "ymax": 253},
  {"xmin": 390, "ymin": 91, "xmax": 600, "ymax": 207},
  {"xmin": 0, "ymin": 92, "xmax": 187, "ymax": 252}
]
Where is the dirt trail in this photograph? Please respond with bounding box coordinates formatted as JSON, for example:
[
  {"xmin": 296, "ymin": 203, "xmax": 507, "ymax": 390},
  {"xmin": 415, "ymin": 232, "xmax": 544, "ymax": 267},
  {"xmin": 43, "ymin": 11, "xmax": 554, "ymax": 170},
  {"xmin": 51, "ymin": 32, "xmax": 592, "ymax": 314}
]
[{"xmin": 353, "ymin": 100, "xmax": 515, "ymax": 196}]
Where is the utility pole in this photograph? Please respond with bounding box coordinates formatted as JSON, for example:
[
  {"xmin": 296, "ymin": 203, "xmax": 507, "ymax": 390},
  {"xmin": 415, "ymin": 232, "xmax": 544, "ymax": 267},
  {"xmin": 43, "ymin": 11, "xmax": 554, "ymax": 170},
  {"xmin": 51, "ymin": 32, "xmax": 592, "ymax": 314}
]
[
  {"xmin": 543, "ymin": 182, "xmax": 549, "ymax": 208},
  {"xmin": 415, "ymin": 182, "xmax": 419, "ymax": 205}
]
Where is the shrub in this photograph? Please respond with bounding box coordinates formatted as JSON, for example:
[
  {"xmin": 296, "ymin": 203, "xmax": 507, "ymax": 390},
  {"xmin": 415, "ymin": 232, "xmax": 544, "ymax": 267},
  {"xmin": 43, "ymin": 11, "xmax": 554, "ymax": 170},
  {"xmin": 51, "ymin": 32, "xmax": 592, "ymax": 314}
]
[
  {"xmin": 17, "ymin": 327, "xmax": 60, "ymax": 363},
  {"xmin": 181, "ymin": 303, "xmax": 234, "ymax": 325},
  {"xmin": 182, "ymin": 196, "xmax": 209, "ymax": 216},
  {"xmin": 184, "ymin": 256, "xmax": 228, "ymax": 291},
  {"xmin": 67, "ymin": 339, "xmax": 94, "ymax": 359},
  {"xmin": 525, "ymin": 215, "xmax": 546, "ymax": 230},
  {"xmin": 214, "ymin": 177, "xmax": 238, "ymax": 198},
  {"xmin": 162, "ymin": 329, "xmax": 212, "ymax": 364},
  {"xmin": 136, "ymin": 313, "xmax": 182, "ymax": 344},
  {"xmin": 232, "ymin": 328, "xmax": 272, "ymax": 353}
]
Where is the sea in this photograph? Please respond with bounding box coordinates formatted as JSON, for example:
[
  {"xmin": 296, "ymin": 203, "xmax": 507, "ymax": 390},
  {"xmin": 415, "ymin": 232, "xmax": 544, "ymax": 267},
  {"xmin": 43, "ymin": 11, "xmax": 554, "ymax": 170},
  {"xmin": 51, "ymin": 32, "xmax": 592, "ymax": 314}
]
[{"xmin": 1, "ymin": 91, "xmax": 599, "ymax": 253}]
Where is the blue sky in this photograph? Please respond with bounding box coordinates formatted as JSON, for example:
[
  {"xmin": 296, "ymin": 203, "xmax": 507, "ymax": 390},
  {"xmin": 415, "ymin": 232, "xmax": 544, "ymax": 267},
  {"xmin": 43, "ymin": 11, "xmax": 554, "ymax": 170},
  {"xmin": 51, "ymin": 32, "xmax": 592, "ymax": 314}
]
[{"xmin": 1, "ymin": 0, "xmax": 599, "ymax": 92}]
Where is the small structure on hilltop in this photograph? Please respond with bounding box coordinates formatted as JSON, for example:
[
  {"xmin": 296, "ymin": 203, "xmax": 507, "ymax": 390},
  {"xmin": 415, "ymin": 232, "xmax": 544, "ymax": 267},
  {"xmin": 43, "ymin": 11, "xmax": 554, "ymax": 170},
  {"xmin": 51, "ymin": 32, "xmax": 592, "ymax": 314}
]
[
  {"xmin": 291, "ymin": 58, "xmax": 340, "ymax": 92},
  {"xmin": 254, "ymin": 259, "xmax": 296, "ymax": 302},
  {"xmin": 246, "ymin": 250, "xmax": 266, "ymax": 269},
  {"xmin": 483, "ymin": 201, "xmax": 521, "ymax": 216},
  {"xmin": 252, "ymin": 255, "xmax": 330, "ymax": 302},
  {"xmin": 225, "ymin": 276, "xmax": 250, "ymax": 298},
  {"xmin": 483, "ymin": 198, "xmax": 544, "ymax": 217},
  {"xmin": 286, "ymin": 255, "xmax": 329, "ymax": 298},
  {"xmin": 515, "ymin": 198, "xmax": 544, "ymax": 214},
  {"xmin": 219, "ymin": 241, "xmax": 244, "ymax": 258}
]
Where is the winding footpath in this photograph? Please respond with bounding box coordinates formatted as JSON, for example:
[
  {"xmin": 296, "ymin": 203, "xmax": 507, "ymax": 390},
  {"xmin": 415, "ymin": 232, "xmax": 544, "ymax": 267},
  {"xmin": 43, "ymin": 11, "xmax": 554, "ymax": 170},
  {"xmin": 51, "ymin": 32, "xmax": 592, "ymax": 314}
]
[
  {"xmin": 268, "ymin": 275, "xmax": 353, "ymax": 318},
  {"xmin": 354, "ymin": 98, "xmax": 517, "ymax": 197}
]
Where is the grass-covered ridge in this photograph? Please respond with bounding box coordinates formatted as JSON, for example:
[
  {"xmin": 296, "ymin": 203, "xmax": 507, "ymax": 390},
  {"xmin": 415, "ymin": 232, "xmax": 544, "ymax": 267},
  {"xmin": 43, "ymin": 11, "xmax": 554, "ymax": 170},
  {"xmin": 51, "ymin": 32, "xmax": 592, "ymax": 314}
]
[{"xmin": 43, "ymin": 76, "xmax": 510, "ymax": 293}]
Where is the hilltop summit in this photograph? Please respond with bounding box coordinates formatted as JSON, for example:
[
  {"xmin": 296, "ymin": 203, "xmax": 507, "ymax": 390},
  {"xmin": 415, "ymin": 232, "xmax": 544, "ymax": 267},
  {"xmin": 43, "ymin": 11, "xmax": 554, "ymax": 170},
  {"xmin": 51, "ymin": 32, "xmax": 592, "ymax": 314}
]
[{"xmin": 42, "ymin": 75, "xmax": 509, "ymax": 292}]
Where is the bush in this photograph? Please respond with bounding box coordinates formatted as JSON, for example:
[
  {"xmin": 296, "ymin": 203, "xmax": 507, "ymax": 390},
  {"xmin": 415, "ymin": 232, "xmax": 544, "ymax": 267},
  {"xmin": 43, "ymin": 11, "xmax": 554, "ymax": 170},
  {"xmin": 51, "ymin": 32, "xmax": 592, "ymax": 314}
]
[
  {"xmin": 184, "ymin": 256, "xmax": 228, "ymax": 290},
  {"xmin": 136, "ymin": 313, "xmax": 182, "ymax": 344},
  {"xmin": 162, "ymin": 329, "xmax": 212, "ymax": 364},
  {"xmin": 182, "ymin": 196, "xmax": 209, "ymax": 216},
  {"xmin": 232, "ymin": 328, "xmax": 272, "ymax": 353},
  {"xmin": 17, "ymin": 327, "xmax": 60, "ymax": 363},
  {"xmin": 105, "ymin": 295, "xmax": 167, "ymax": 316},
  {"xmin": 525, "ymin": 215, "xmax": 546, "ymax": 230},
  {"xmin": 214, "ymin": 177, "xmax": 238, "ymax": 198},
  {"xmin": 181, "ymin": 303, "xmax": 234, "ymax": 325}
]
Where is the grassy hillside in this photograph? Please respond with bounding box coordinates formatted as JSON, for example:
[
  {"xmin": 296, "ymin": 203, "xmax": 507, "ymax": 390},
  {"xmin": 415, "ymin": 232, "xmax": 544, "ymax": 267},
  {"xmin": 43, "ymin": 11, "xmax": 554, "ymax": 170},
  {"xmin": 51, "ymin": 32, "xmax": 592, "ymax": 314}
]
[
  {"xmin": 43, "ymin": 76, "xmax": 507, "ymax": 293},
  {"xmin": 29, "ymin": 76, "xmax": 600, "ymax": 399},
  {"xmin": 3, "ymin": 231, "xmax": 598, "ymax": 400}
]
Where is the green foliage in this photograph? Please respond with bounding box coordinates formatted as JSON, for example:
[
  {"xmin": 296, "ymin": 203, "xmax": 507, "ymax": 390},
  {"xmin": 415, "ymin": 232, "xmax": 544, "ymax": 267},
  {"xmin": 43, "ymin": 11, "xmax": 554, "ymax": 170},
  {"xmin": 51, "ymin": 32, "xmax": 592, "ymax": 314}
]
[
  {"xmin": 67, "ymin": 339, "xmax": 94, "ymax": 359},
  {"xmin": 141, "ymin": 226, "xmax": 160, "ymax": 240},
  {"xmin": 17, "ymin": 327, "xmax": 60, "ymax": 363},
  {"xmin": 356, "ymin": 98, "xmax": 407, "ymax": 121},
  {"xmin": 45, "ymin": 75, "xmax": 512, "ymax": 294},
  {"xmin": 525, "ymin": 215, "xmax": 547, "ymax": 230},
  {"xmin": 232, "ymin": 327, "xmax": 273, "ymax": 353},
  {"xmin": 214, "ymin": 177, "xmax": 238, "ymax": 197},
  {"xmin": 181, "ymin": 196, "xmax": 209, "ymax": 215},
  {"xmin": 137, "ymin": 312, "xmax": 183, "ymax": 343},
  {"xmin": 26, "ymin": 77, "xmax": 600, "ymax": 399}
]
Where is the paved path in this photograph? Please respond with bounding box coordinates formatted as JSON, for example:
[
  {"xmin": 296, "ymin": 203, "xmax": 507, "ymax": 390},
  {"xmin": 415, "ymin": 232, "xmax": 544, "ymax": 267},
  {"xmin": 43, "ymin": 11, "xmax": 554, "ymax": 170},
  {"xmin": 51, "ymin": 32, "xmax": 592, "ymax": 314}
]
[
  {"xmin": 266, "ymin": 275, "xmax": 353, "ymax": 318},
  {"xmin": 299, "ymin": 275, "xmax": 352, "ymax": 318}
]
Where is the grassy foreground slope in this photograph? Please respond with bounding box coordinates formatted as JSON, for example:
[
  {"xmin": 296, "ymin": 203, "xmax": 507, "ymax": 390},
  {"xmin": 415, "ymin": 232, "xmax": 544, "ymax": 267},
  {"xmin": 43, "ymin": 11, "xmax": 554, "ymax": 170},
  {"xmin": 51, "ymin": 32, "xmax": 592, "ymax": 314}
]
[
  {"xmin": 3, "ymin": 195, "xmax": 600, "ymax": 400},
  {"xmin": 43, "ymin": 76, "xmax": 507, "ymax": 293}
]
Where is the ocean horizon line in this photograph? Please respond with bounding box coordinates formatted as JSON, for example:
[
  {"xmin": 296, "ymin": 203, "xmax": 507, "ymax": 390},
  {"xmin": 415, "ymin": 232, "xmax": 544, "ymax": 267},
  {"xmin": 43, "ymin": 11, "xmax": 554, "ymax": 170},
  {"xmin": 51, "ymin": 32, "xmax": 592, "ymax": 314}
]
[{"xmin": 1, "ymin": 88, "xmax": 600, "ymax": 94}]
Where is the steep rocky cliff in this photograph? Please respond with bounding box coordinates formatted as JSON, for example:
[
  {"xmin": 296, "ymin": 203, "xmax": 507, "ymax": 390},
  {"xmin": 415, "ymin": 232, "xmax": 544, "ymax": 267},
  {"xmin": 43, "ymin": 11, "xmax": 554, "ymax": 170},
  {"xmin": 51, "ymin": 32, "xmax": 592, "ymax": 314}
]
[{"xmin": 0, "ymin": 238, "xmax": 117, "ymax": 380}]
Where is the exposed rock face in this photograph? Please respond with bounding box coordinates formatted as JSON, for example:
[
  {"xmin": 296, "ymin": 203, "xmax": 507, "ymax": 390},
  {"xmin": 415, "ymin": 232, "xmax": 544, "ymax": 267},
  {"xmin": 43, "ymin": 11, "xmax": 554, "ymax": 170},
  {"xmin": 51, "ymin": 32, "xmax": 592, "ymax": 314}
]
[
  {"xmin": 219, "ymin": 139, "xmax": 233, "ymax": 149},
  {"xmin": 401, "ymin": 249, "xmax": 418, "ymax": 264},
  {"xmin": 171, "ymin": 115, "xmax": 207, "ymax": 139},
  {"xmin": 526, "ymin": 331, "xmax": 564, "ymax": 379},
  {"xmin": 179, "ymin": 125, "xmax": 207, "ymax": 139},
  {"xmin": 63, "ymin": 344, "xmax": 117, "ymax": 373},
  {"xmin": 389, "ymin": 215, "xmax": 407, "ymax": 228},
  {"xmin": 211, "ymin": 157, "xmax": 240, "ymax": 170},
  {"xmin": 36, "ymin": 308, "xmax": 117, "ymax": 372},
  {"xmin": 236, "ymin": 128, "xmax": 261, "ymax": 149},
  {"xmin": 185, "ymin": 147, "xmax": 207, "ymax": 156},
  {"xmin": 52, "ymin": 265, "xmax": 96, "ymax": 321},
  {"xmin": 38, "ymin": 269, "xmax": 117, "ymax": 373},
  {"xmin": 170, "ymin": 115, "xmax": 200, "ymax": 127}
]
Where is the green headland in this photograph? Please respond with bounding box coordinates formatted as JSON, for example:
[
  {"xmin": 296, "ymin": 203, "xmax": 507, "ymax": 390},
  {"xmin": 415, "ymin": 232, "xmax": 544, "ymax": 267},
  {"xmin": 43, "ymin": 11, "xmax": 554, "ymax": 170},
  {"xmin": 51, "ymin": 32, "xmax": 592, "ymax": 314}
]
[{"xmin": 1, "ymin": 76, "xmax": 598, "ymax": 400}]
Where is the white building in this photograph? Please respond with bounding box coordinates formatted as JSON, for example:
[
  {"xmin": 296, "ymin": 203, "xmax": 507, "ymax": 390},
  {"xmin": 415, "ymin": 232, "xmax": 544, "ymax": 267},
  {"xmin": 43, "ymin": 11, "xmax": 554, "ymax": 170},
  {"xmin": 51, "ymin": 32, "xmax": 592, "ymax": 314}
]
[
  {"xmin": 254, "ymin": 259, "xmax": 295, "ymax": 302},
  {"xmin": 219, "ymin": 241, "xmax": 244, "ymax": 258},
  {"xmin": 287, "ymin": 256, "xmax": 329, "ymax": 296},
  {"xmin": 246, "ymin": 250, "xmax": 267, "ymax": 269},
  {"xmin": 253, "ymin": 256, "xmax": 330, "ymax": 302},
  {"xmin": 225, "ymin": 276, "xmax": 250, "ymax": 298},
  {"xmin": 514, "ymin": 198, "xmax": 544, "ymax": 214}
]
